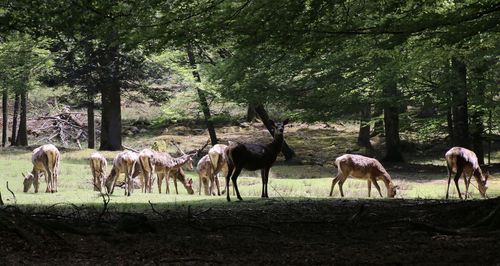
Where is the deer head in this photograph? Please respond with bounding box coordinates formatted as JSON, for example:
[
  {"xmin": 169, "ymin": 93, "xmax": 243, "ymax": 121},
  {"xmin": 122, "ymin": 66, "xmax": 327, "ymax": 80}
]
[
  {"xmin": 269, "ymin": 118, "xmax": 290, "ymax": 137},
  {"xmin": 388, "ymin": 184, "xmax": 399, "ymax": 198},
  {"xmin": 185, "ymin": 178, "xmax": 194, "ymax": 194},
  {"xmin": 478, "ymin": 171, "xmax": 489, "ymax": 197},
  {"xmin": 22, "ymin": 172, "xmax": 34, "ymax": 193}
]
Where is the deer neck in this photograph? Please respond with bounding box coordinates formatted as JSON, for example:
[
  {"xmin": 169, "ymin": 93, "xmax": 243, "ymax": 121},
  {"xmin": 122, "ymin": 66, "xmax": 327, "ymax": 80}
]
[
  {"xmin": 171, "ymin": 156, "xmax": 190, "ymax": 168},
  {"xmin": 270, "ymin": 133, "xmax": 284, "ymax": 154},
  {"xmin": 473, "ymin": 168, "xmax": 486, "ymax": 185}
]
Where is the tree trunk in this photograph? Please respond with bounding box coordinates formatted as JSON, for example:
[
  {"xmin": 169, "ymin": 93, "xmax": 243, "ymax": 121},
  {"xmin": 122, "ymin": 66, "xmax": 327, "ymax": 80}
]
[
  {"xmin": 99, "ymin": 83, "xmax": 122, "ymax": 151},
  {"xmin": 187, "ymin": 46, "xmax": 218, "ymax": 146},
  {"xmin": 87, "ymin": 91, "xmax": 95, "ymax": 149},
  {"xmin": 11, "ymin": 93, "xmax": 20, "ymax": 146},
  {"xmin": 254, "ymin": 104, "xmax": 296, "ymax": 161},
  {"xmin": 383, "ymin": 80, "xmax": 404, "ymax": 162},
  {"xmin": 371, "ymin": 106, "xmax": 384, "ymax": 137},
  {"xmin": 246, "ymin": 103, "xmax": 257, "ymax": 122},
  {"xmin": 447, "ymin": 107, "xmax": 453, "ymax": 145},
  {"xmin": 99, "ymin": 44, "xmax": 122, "ymax": 151},
  {"xmin": 450, "ymin": 58, "xmax": 470, "ymax": 148},
  {"xmin": 357, "ymin": 105, "xmax": 372, "ymax": 149},
  {"xmin": 2, "ymin": 91, "xmax": 7, "ymax": 147},
  {"xmin": 16, "ymin": 91, "xmax": 28, "ymax": 146}
]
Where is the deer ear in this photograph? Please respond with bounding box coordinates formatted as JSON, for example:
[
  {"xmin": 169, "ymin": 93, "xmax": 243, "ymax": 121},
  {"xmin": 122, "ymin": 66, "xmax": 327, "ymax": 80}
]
[
  {"xmin": 269, "ymin": 120, "xmax": 276, "ymax": 127},
  {"xmin": 283, "ymin": 118, "xmax": 290, "ymax": 125},
  {"xmin": 22, "ymin": 172, "xmax": 26, "ymax": 178},
  {"xmin": 188, "ymin": 179, "xmax": 193, "ymax": 185}
]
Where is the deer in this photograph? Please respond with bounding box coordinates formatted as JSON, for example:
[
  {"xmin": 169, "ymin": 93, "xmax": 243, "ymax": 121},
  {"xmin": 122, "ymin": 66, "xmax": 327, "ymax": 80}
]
[
  {"xmin": 224, "ymin": 119, "xmax": 289, "ymax": 202},
  {"xmin": 90, "ymin": 152, "xmax": 107, "ymax": 193},
  {"xmin": 156, "ymin": 153, "xmax": 195, "ymax": 194},
  {"xmin": 445, "ymin": 146, "xmax": 489, "ymax": 200},
  {"xmin": 158, "ymin": 167, "xmax": 194, "ymax": 195},
  {"xmin": 105, "ymin": 150, "xmax": 140, "ymax": 196},
  {"xmin": 138, "ymin": 148, "xmax": 156, "ymax": 193},
  {"xmin": 329, "ymin": 154, "xmax": 398, "ymax": 198},
  {"xmin": 208, "ymin": 144, "xmax": 228, "ymax": 196},
  {"xmin": 22, "ymin": 144, "xmax": 61, "ymax": 193}
]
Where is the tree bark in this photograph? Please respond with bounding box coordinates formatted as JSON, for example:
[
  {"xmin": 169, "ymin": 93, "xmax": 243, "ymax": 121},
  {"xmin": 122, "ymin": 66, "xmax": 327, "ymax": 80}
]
[
  {"xmin": 382, "ymin": 80, "xmax": 404, "ymax": 162},
  {"xmin": 254, "ymin": 104, "xmax": 296, "ymax": 161},
  {"xmin": 2, "ymin": 90, "xmax": 7, "ymax": 147},
  {"xmin": 187, "ymin": 46, "xmax": 218, "ymax": 146},
  {"xmin": 11, "ymin": 93, "xmax": 20, "ymax": 146},
  {"xmin": 246, "ymin": 103, "xmax": 257, "ymax": 122},
  {"xmin": 16, "ymin": 91, "xmax": 28, "ymax": 146},
  {"xmin": 450, "ymin": 58, "xmax": 470, "ymax": 148},
  {"xmin": 99, "ymin": 44, "xmax": 122, "ymax": 151},
  {"xmin": 99, "ymin": 82, "xmax": 122, "ymax": 150},
  {"xmin": 357, "ymin": 105, "xmax": 372, "ymax": 149},
  {"xmin": 87, "ymin": 90, "xmax": 95, "ymax": 149}
]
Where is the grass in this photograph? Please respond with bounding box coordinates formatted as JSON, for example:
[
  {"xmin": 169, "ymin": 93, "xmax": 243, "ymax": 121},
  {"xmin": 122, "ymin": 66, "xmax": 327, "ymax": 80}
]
[{"xmin": 0, "ymin": 147, "xmax": 498, "ymax": 210}]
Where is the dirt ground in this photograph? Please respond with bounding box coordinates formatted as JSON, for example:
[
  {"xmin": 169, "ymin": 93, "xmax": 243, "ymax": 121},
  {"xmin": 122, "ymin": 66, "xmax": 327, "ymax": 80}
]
[{"xmin": 1, "ymin": 198, "xmax": 499, "ymax": 265}]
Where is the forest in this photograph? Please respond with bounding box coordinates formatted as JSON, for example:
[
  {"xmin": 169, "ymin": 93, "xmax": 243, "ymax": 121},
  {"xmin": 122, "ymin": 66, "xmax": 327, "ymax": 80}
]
[{"xmin": 0, "ymin": 0, "xmax": 499, "ymax": 264}]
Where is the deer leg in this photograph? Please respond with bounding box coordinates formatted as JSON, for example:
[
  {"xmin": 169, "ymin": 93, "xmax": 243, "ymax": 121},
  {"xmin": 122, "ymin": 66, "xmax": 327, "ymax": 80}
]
[
  {"xmin": 367, "ymin": 180, "xmax": 372, "ymax": 197},
  {"xmin": 165, "ymin": 170, "xmax": 171, "ymax": 194},
  {"xmin": 371, "ymin": 177, "xmax": 383, "ymax": 198},
  {"xmin": 261, "ymin": 169, "xmax": 266, "ymax": 198},
  {"xmin": 453, "ymin": 170, "xmax": 463, "ymax": 200},
  {"xmin": 329, "ymin": 174, "xmax": 341, "ymax": 197},
  {"xmin": 445, "ymin": 171, "xmax": 453, "ymax": 199},
  {"xmin": 215, "ymin": 174, "xmax": 221, "ymax": 196},
  {"xmin": 264, "ymin": 167, "xmax": 271, "ymax": 198},
  {"xmin": 231, "ymin": 167, "xmax": 243, "ymax": 201},
  {"xmin": 174, "ymin": 174, "xmax": 179, "ymax": 195},
  {"xmin": 225, "ymin": 165, "xmax": 234, "ymax": 202},
  {"xmin": 157, "ymin": 174, "xmax": 162, "ymax": 194},
  {"xmin": 338, "ymin": 177, "xmax": 346, "ymax": 197},
  {"xmin": 464, "ymin": 173, "xmax": 471, "ymax": 200},
  {"xmin": 33, "ymin": 172, "xmax": 40, "ymax": 193}
]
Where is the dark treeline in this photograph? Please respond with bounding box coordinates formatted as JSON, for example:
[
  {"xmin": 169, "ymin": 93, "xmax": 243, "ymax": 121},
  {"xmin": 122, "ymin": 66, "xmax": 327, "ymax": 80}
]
[{"xmin": 0, "ymin": 1, "xmax": 498, "ymax": 163}]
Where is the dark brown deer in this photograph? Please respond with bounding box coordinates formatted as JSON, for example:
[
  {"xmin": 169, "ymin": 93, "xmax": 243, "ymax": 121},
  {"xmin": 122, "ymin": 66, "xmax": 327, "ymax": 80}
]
[
  {"xmin": 445, "ymin": 146, "xmax": 489, "ymax": 200},
  {"xmin": 224, "ymin": 119, "xmax": 289, "ymax": 201}
]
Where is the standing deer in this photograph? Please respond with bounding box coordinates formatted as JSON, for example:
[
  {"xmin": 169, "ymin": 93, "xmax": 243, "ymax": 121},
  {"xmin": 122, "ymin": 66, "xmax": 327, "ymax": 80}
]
[
  {"xmin": 208, "ymin": 144, "xmax": 228, "ymax": 196},
  {"xmin": 197, "ymin": 154, "xmax": 225, "ymax": 195},
  {"xmin": 445, "ymin": 146, "xmax": 489, "ymax": 199},
  {"xmin": 138, "ymin": 149, "xmax": 156, "ymax": 193},
  {"xmin": 90, "ymin": 152, "xmax": 107, "ymax": 193},
  {"xmin": 156, "ymin": 153, "xmax": 194, "ymax": 194},
  {"xmin": 22, "ymin": 144, "xmax": 61, "ymax": 193},
  {"xmin": 105, "ymin": 151, "xmax": 140, "ymax": 196},
  {"xmin": 330, "ymin": 154, "xmax": 398, "ymax": 198},
  {"xmin": 224, "ymin": 119, "xmax": 289, "ymax": 201}
]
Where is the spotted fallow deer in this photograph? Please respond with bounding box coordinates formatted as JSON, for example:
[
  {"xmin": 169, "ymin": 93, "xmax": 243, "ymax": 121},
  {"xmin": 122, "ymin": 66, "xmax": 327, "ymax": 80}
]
[
  {"xmin": 22, "ymin": 144, "xmax": 61, "ymax": 193},
  {"xmin": 105, "ymin": 151, "xmax": 140, "ymax": 196},
  {"xmin": 225, "ymin": 119, "xmax": 289, "ymax": 201},
  {"xmin": 330, "ymin": 154, "xmax": 398, "ymax": 198},
  {"xmin": 138, "ymin": 149, "xmax": 194, "ymax": 194},
  {"xmin": 445, "ymin": 146, "xmax": 489, "ymax": 200},
  {"xmin": 156, "ymin": 153, "xmax": 194, "ymax": 194},
  {"xmin": 90, "ymin": 152, "xmax": 107, "ymax": 193}
]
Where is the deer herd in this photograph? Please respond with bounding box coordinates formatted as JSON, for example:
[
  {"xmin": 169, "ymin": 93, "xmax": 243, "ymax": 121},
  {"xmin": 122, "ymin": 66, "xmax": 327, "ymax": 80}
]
[{"xmin": 21, "ymin": 119, "xmax": 491, "ymax": 201}]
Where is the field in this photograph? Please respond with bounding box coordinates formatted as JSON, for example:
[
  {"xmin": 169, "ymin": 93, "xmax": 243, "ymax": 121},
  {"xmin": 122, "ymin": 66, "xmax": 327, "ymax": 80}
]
[{"xmin": 0, "ymin": 122, "xmax": 499, "ymax": 264}]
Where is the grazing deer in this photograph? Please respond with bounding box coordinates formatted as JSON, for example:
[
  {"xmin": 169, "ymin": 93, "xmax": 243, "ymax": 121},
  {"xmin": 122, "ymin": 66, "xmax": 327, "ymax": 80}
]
[
  {"xmin": 105, "ymin": 151, "xmax": 140, "ymax": 196},
  {"xmin": 90, "ymin": 152, "xmax": 107, "ymax": 193},
  {"xmin": 22, "ymin": 144, "xmax": 61, "ymax": 193},
  {"xmin": 225, "ymin": 119, "xmax": 289, "ymax": 201},
  {"xmin": 156, "ymin": 153, "xmax": 194, "ymax": 194},
  {"xmin": 330, "ymin": 154, "xmax": 398, "ymax": 198},
  {"xmin": 445, "ymin": 147, "xmax": 489, "ymax": 200},
  {"xmin": 158, "ymin": 167, "xmax": 194, "ymax": 195}
]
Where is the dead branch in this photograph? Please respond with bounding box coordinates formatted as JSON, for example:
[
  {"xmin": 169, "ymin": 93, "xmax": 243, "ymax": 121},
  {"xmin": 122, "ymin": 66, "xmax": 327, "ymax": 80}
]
[
  {"xmin": 123, "ymin": 145, "xmax": 139, "ymax": 153},
  {"xmin": 0, "ymin": 192, "xmax": 4, "ymax": 206},
  {"xmin": 6, "ymin": 181, "xmax": 16, "ymax": 205},
  {"xmin": 170, "ymin": 140, "xmax": 186, "ymax": 155}
]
